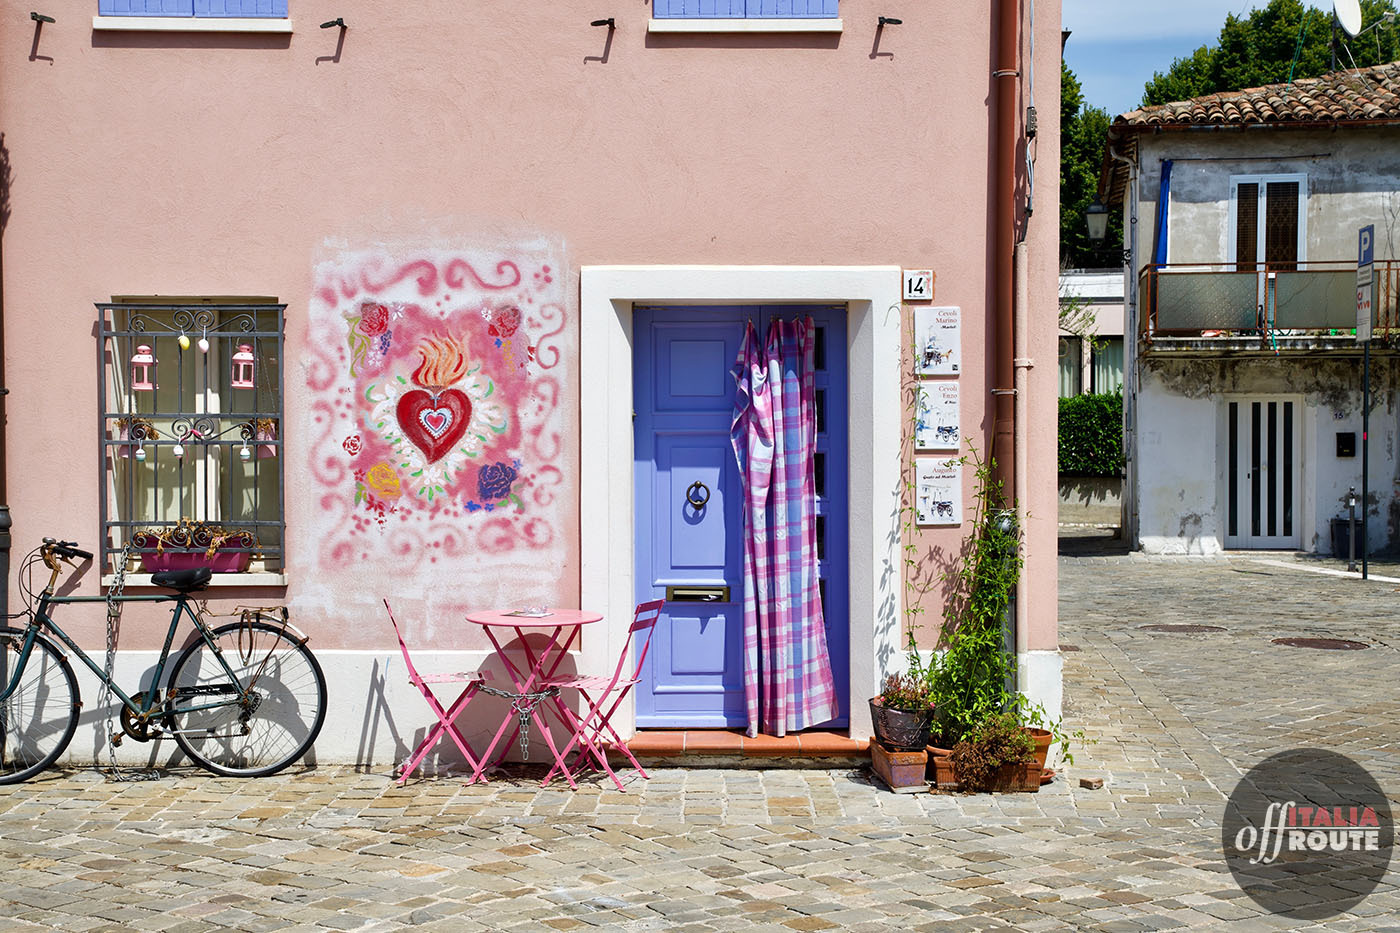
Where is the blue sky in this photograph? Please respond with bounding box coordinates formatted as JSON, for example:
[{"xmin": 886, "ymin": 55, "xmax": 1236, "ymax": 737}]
[{"xmin": 1062, "ymin": 1, "xmax": 1267, "ymax": 117}]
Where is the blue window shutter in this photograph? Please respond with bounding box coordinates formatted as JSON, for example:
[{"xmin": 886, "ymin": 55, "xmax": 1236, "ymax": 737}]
[
  {"xmin": 100, "ymin": 0, "xmax": 193, "ymax": 14},
  {"xmin": 654, "ymin": 0, "xmax": 747, "ymax": 18},
  {"xmin": 193, "ymin": 0, "xmax": 288, "ymax": 15},
  {"xmin": 748, "ymin": 0, "xmax": 838, "ymax": 15}
]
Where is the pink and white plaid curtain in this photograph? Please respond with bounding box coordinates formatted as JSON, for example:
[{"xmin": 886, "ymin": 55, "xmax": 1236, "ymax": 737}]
[{"xmin": 731, "ymin": 317, "xmax": 837, "ymax": 738}]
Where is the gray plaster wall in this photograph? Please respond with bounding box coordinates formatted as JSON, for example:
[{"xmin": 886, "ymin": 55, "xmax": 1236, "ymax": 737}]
[
  {"xmin": 1136, "ymin": 355, "xmax": 1400, "ymax": 554},
  {"xmin": 1136, "ymin": 128, "xmax": 1400, "ymax": 266}
]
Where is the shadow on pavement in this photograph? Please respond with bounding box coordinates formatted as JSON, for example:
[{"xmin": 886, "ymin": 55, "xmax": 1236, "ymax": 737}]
[{"xmin": 1058, "ymin": 525, "xmax": 1130, "ymax": 558}]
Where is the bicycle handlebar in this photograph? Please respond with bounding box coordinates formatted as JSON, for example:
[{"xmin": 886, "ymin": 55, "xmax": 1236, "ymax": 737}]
[{"xmin": 42, "ymin": 538, "xmax": 93, "ymax": 562}]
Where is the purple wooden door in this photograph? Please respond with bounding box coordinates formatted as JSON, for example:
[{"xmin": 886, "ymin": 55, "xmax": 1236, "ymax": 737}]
[{"xmin": 633, "ymin": 306, "xmax": 848, "ymax": 728}]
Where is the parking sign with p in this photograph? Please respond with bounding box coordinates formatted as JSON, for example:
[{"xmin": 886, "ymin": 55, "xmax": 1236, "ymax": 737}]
[{"xmin": 1359, "ymin": 224, "xmax": 1374, "ymax": 267}]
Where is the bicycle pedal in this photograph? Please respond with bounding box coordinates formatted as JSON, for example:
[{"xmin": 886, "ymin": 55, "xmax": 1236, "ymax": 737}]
[{"xmin": 110, "ymin": 734, "xmax": 123, "ymax": 748}]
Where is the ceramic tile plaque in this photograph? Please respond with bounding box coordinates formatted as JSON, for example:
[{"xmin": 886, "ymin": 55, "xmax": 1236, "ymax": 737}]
[
  {"xmin": 914, "ymin": 306, "xmax": 960, "ymax": 376},
  {"xmin": 915, "ymin": 381, "xmax": 960, "ymax": 451},
  {"xmin": 915, "ymin": 457, "xmax": 961, "ymax": 526}
]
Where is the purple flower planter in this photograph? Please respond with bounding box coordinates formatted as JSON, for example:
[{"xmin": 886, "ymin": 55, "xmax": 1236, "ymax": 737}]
[{"xmin": 138, "ymin": 548, "xmax": 250, "ymax": 574}]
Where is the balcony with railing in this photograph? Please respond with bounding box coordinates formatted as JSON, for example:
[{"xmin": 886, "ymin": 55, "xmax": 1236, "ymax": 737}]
[{"xmin": 1140, "ymin": 261, "xmax": 1400, "ymax": 352}]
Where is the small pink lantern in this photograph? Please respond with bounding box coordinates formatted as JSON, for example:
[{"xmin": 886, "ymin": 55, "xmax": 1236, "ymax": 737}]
[
  {"xmin": 231, "ymin": 344, "xmax": 256, "ymax": 388},
  {"xmin": 130, "ymin": 345, "xmax": 156, "ymax": 391}
]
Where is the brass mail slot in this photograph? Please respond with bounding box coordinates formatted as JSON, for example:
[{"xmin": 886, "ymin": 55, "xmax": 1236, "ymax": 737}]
[{"xmin": 666, "ymin": 585, "xmax": 731, "ymax": 603}]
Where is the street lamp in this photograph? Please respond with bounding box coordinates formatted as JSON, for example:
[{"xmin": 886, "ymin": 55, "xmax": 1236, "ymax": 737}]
[
  {"xmin": 1083, "ymin": 199, "xmax": 1130, "ymax": 266},
  {"xmin": 1085, "ymin": 199, "xmax": 1109, "ymax": 243}
]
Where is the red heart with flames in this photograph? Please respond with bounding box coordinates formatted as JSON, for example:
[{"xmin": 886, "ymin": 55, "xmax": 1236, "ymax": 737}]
[{"xmin": 396, "ymin": 389, "xmax": 471, "ymax": 463}]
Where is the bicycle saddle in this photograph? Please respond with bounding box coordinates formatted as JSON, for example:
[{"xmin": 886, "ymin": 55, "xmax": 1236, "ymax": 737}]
[{"xmin": 149, "ymin": 567, "xmax": 212, "ymax": 592}]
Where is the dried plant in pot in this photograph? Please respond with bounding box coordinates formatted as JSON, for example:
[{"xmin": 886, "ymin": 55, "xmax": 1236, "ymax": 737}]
[
  {"xmin": 869, "ymin": 672, "xmax": 935, "ymax": 752},
  {"xmin": 132, "ymin": 518, "xmax": 258, "ymax": 574},
  {"xmin": 949, "ymin": 710, "xmax": 1039, "ymax": 793},
  {"xmin": 249, "ymin": 418, "xmax": 278, "ymax": 459},
  {"xmin": 113, "ymin": 417, "xmax": 159, "ymax": 459}
]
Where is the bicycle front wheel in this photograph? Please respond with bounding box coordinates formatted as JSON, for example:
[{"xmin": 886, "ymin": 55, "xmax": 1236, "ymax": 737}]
[
  {"xmin": 0, "ymin": 627, "xmax": 80, "ymax": 784},
  {"xmin": 167, "ymin": 621, "xmax": 327, "ymax": 777}
]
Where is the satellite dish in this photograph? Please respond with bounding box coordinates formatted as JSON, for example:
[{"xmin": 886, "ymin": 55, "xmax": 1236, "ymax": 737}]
[{"xmin": 1335, "ymin": 0, "xmax": 1362, "ymax": 38}]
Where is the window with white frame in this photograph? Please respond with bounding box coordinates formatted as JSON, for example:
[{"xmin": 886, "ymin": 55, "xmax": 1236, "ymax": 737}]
[
  {"xmin": 100, "ymin": 299, "xmax": 284, "ymax": 575},
  {"xmin": 652, "ymin": 0, "xmax": 837, "ymax": 19},
  {"xmin": 1058, "ymin": 336, "xmax": 1082, "ymax": 397},
  {"xmin": 1230, "ymin": 173, "xmax": 1307, "ymax": 271}
]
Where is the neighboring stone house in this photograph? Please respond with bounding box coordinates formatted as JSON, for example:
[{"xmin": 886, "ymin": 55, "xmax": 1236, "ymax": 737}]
[{"xmin": 1103, "ymin": 63, "xmax": 1400, "ymax": 555}]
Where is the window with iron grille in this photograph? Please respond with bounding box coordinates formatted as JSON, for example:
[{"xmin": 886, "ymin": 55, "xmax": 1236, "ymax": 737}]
[{"xmin": 98, "ymin": 298, "xmax": 285, "ymax": 577}]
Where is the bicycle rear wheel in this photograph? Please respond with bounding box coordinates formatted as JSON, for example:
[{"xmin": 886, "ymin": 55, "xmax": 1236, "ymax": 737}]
[
  {"xmin": 0, "ymin": 627, "xmax": 80, "ymax": 784},
  {"xmin": 167, "ymin": 621, "xmax": 326, "ymax": 777}
]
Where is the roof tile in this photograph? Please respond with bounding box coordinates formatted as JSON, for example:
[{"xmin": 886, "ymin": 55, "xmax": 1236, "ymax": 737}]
[{"xmin": 1114, "ymin": 62, "xmax": 1400, "ymax": 127}]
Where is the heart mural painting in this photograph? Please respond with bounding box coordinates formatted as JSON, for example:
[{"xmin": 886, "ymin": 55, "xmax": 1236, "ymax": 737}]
[
  {"xmin": 396, "ymin": 389, "xmax": 471, "ymax": 463},
  {"xmin": 392, "ymin": 334, "xmax": 477, "ymax": 463}
]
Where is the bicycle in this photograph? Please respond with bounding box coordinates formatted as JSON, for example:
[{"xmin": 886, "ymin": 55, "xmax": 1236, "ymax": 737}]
[{"xmin": 0, "ymin": 538, "xmax": 327, "ymax": 783}]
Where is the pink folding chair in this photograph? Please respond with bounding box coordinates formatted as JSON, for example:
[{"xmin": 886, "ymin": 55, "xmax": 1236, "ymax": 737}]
[
  {"xmin": 384, "ymin": 599, "xmax": 493, "ymax": 785},
  {"xmin": 540, "ymin": 598, "xmax": 665, "ymax": 791}
]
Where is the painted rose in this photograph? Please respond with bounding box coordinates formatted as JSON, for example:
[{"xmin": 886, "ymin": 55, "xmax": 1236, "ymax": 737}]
[
  {"xmin": 358, "ymin": 302, "xmax": 390, "ymax": 338},
  {"xmin": 487, "ymin": 304, "xmax": 522, "ymax": 339},
  {"xmin": 477, "ymin": 462, "xmax": 518, "ymax": 502},
  {"xmin": 366, "ymin": 462, "xmax": 402, "ymax": 499},
  {"xmin": 342, "ymin": 434, "xmax": 363, "ymax": 456}
]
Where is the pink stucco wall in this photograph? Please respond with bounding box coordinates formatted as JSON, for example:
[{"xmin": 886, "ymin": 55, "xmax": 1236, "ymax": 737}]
[{"xmin": 0, "ymin": 1, "xmax": 1058, "ymax": 657}]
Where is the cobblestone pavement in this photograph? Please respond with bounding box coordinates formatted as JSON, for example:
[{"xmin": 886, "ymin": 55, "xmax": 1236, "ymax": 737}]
[{"xmin": 0, "ymin": 534, "xmax": 1395, "ymax": 931}]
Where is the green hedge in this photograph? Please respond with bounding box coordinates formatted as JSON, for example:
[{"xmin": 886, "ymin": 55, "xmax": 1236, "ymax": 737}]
[{"xmin": 1058, "ymin": 391, "xmax": 1123, "ymax": 476}]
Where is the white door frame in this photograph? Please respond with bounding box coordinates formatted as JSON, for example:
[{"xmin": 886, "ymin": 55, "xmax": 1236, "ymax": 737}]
[{"xmin": 579, "ymin": 266, "xmax": 902, "ymax": 740}]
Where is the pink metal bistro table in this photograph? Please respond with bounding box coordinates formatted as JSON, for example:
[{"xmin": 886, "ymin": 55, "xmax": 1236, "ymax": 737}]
[{"xmin": 465, "ymin": 608, "xmax": 604, "ymax": 788}]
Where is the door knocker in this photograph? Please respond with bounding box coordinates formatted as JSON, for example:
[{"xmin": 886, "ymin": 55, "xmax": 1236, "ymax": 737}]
[{"xmin": 685, "ymin": 481, "xmax": 711, "ymax": 510}]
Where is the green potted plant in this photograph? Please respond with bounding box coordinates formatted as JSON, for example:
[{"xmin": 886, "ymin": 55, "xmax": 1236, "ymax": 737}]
[
  {"xmin": 1010, "ymin": 694, "xmax": 1088, "ymax": 772},
  {"xmin": 869, "ymin": 671, "xmax": 935, "ymax": 751},
  {"xmin": 869, "ymin": 671, "xmax": 934, "ymax": 792}
]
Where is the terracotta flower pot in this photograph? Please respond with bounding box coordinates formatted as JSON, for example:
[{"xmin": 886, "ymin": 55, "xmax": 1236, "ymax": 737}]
[
  {"xmin": 926, "ymin": 743, "xmax": 960, "ymax": 791},
  {"xmin": 928, "ymin": 736, "xmax": 1043, "ymax": 794},
  {"xmin": 1028, "ymin": 727, "xmax": 1053, "ymax": 770},
  {"xmin": 987, "ymin": 759, "xmax": 1041, "ymax": 793},
  {"xmin": 870, "ymin": 742, "xmax": 928, "ymax": 793}
]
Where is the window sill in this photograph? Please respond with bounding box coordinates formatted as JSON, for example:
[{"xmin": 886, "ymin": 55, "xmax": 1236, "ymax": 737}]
[
  {"xmin": 92, "ymin": 16, "xmax": 293, "ymax": 33},
  {"xmin": 101, "ymin": 572, "xmax": 288, "ymax": 588},
  {"xmin": 647, "ymin": 18, "xmax": 842, "ymax": 34}
]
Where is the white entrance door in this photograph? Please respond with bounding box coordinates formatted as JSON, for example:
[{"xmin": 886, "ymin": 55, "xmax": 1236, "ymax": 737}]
[{"xmin": 1225, "ymin": 398, "xmax": 1301, "ymax": 549}]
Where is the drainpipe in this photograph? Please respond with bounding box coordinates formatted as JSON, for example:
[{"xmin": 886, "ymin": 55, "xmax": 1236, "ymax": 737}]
[
  {"xmin": 992, "ymin": 0, "xmax": 1019, "ymax": 496},
  {"xmin": 1013, "ymin": 242, "xmax": 1031, "ymax": 691},
  {"xmin": 1107, "ymin": 143, "xmax": 1139, "ymax": 546}
]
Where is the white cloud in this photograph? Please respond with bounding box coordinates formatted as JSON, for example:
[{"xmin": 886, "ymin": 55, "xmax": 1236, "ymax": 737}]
[{"xmin": 1063, "ymin": 0, "xmax": 1267, "ymax": 43}]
